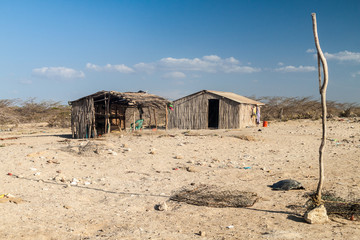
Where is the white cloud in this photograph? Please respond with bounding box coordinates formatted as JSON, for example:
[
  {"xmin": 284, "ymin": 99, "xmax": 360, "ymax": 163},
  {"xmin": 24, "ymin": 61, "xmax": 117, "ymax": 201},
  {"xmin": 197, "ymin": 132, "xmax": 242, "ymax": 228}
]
[
  {"xmin": 20, "ymin": 80, "xmax": 33, "ymax": 85},
  {"xmin": 278, "ymin": 62, "xmax": 284, "ymax": 66},
  {"xmin": 162, "ymin": 71, "xmax": 186, "ymax": 79},
  {"xmin": 203, "ymin": 55, "xmax": 221, "ymax": 62},
  {"xmin": 222, "ymin": 65, "xmax": 260, "ymax": 73},
  {"xmin": 32, "ymin": 67, "xmax": 85, "ymax": 79},
  {"xmin": 86, "ymin": 55, "xmax": 260, "ymax": 76},
  {"xmin": 156, "ymin": 55, "xmax": 259, "ymax": 73},
  {"xmin": 306, "ymin": 48, "xmax": 316, "ymax": 53},
  {"xmin": 158, "ymin": 57, "xmax": 217, "ymax": 72},
  {"xmin": 86, "ymin": 63, "xmax": 134, "ymax": 73},
  {"xmin": 133, "ymin": 62, "xmax": 156, "ymax": 74},
  {"xmin": 86, "ymin": 63, "xmax": 101, "ymax": 71},
  {"xmin": 274, "ymin": 65, "xmax": 316, "ymax": 72},
  {"xmin": 352, "ymin": 71, "xmax": 360, "ymax": 78},
  {"xmin": 324, "ymin": 50, "xmax": 360, "ymax": 63},
  {"xmin": 225, "ymin": 57, "xmax": 240, "ymax": 64}
]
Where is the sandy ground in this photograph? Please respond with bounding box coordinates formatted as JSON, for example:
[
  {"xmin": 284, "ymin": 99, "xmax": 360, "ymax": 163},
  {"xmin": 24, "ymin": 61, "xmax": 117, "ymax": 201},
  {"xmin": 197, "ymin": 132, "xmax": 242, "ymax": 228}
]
[{"xmin": 0, "ymin": 119, "xmax": 359, "ymax": 240}]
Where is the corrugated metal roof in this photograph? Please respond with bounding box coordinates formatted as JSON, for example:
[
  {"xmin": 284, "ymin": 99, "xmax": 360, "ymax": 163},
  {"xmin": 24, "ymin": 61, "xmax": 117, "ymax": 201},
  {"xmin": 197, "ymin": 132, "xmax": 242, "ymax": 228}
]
[{"xmin": 206, "ymin": 90, "xmax": 264, "ymax": 105}]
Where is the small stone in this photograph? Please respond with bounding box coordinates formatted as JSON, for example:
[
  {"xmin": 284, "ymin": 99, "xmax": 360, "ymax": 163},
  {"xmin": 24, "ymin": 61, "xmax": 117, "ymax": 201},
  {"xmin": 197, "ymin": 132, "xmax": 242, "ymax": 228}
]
[
  {"xmin": 108, "ymin": 150, "xmax": 118, "ymax": 155},
  {"xmin": 63, "ymin": 205, "xmax": 71, "ymax": 209},
  {"xmin": 199, "ymin": 231, "xmax": 205, "ymax": 237},
  {"xmin": 304, "ymin": 205, "xmax": 329, "ymax": 224},
  {"xmin": 156, "ymin": 202, "xmax": 168, "ymax": 211},
  {"xmin": 186, "ymin": 166, "xmax": 198, "ymax": 172},
  {"xmin": 175, "ymin": 155, "xmax": 183, "ymax": 159}
]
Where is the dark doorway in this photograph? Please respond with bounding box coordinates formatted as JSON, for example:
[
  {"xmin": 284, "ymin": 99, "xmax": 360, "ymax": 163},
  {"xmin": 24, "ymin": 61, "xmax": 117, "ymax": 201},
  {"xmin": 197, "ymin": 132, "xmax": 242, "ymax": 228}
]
[{"xmin": 208, "ymin": 99, "xmax": 219, "ymax": 128}]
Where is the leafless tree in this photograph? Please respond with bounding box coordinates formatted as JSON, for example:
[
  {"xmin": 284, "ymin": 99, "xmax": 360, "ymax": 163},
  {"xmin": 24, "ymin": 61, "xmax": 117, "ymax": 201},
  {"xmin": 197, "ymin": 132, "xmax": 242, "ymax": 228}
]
[{"xmin": 312, "ymin": 13, "xmax": 329, "ymax": 205}]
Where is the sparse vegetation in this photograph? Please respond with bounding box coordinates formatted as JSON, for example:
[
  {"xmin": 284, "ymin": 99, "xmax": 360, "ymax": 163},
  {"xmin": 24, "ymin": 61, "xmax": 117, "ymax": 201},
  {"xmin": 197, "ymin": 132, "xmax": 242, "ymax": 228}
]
[
  {"xmin": 0, "ymin": 98, "xmax": 71, "ymax": 128},
  {"xmin": 253, "ymin": 96, "xmax": 360, "ymax": 121},
  {"xmin": 0, "ymin": 97, "xmax": 359, "ymax": 129}
]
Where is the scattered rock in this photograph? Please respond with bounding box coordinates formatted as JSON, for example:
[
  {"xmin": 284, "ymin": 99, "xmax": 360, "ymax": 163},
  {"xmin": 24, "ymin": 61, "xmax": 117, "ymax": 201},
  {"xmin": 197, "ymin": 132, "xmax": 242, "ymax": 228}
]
[
  {"xmin": 149, "ymin": 148, "xmax": 157, "ymax": 154},
  {"xmin": 26, "ymin": 151, "xmax": 47, "ymax": 158},
  {"xmin": 70, "ymin": 178, "xmax": 79, "ymax": 185},
  {"xmin": 304, "ymin": 205, "xmax": 329, "ymax": 224},
  {"xmin": 174, "ymin": 155, "xmax": 183, "ymax": 159},
  {"xmin": 108, "ymin": 149, "xmax": 118, "ymax": 155},
  {"xmin": 186, "ymin": 166, "xmax": 198, "ymax": 172},
  {"xmin": 269, "ymin": 179, "xmax": 305, "ymax": 190},
  {"xmin": 155, "ymin": 202, "xmax": 168, "ymax": 211}
]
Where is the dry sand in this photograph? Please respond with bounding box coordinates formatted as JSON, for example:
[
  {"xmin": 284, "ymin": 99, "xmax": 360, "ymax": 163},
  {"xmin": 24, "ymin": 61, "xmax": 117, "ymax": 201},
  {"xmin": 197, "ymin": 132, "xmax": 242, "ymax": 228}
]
[{"xmin": 0, "ymin": 119, "xmax": 359, "ymax": 239}]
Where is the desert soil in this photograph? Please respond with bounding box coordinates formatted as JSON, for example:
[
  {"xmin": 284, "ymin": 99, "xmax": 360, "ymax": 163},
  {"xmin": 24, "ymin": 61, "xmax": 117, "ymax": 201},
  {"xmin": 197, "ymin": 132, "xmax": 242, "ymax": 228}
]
[{"xmin": 0, "ymin": 119, "xmax": 359, "ymax": 240}]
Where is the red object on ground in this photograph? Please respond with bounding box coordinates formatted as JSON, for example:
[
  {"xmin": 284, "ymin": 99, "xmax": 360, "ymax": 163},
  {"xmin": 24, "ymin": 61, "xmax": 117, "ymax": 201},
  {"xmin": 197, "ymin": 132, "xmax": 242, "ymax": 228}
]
[
  {"xmin": 263, "ymin": 121, "xmax": 268, "ymax": 127},
  {"xmin": 7, "ymin": 173, "xmax": 12, "ymax": 176}
]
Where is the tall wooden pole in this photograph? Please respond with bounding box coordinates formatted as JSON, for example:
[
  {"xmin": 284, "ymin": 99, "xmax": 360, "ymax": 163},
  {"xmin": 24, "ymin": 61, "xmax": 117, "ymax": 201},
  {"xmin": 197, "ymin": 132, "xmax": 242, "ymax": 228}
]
[{"xmin": 312, "ymin": 13, "xmax": 329, "ymax": 205}]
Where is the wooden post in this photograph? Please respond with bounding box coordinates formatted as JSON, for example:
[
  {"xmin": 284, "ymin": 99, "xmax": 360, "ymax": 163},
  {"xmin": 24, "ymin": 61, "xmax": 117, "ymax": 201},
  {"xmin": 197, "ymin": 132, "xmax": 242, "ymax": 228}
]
[
  {"xmin": 312, "ymin": 13, "xmax": 329, "ymax": 205},
  {"xmin": 153, "ymin": 108, "xmax": 157, "ymax": 130},
  {"xmin": 104, "ymin": 92, "xmax": 108, "ymax": 134},
  {"xmin": 107, "ymin": 93, "xmax": 111, "ymax": 134},
  {"xmin": 148, "ymin": 107, "xmax": 152, "ymax": 128},
  {"xmin": 165, "ymin": 105, "xmax": 168, "ymax": 131},
  {"xmin": 133, "ymin": 111, "xmax": 136, "ymax": 132}
]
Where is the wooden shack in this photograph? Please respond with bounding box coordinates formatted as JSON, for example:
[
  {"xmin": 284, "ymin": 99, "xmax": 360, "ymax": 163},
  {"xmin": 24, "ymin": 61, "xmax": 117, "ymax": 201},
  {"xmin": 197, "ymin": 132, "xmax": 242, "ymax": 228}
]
[
  {"xmin": 69, "ymin": 90, "xmax": 170, "ymax": 138},
  {"xmin": 168, "ymin": 90, "xmax": 264, "ymax": 129}
]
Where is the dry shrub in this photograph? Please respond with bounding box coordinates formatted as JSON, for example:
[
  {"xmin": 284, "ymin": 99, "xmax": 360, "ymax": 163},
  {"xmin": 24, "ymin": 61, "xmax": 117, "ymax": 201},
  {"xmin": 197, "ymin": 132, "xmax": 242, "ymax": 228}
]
[
  {"xmin": 0, "ymin": 99, "xmax": 20, "ymax": 125},
  {"xmin": 0, "ymin": 98, "xmax": 71, "ymax": 128},
  {"xmin": 251, "ymin": 96, "xmax": 360, "ymax": 121},
  {"xmin": 232, "ymin": 135, "xmax": 256, "ymax": 141},
  {"xmin": 170, "ymin": 184, "xmax": 259, "ymax": 208}
]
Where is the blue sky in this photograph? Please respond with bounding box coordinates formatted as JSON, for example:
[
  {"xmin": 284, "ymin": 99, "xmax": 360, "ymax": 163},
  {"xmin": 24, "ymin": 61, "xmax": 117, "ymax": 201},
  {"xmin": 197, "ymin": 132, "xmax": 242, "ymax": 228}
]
[{"xmin": 1, "ymin": 0, "xmax": 359, "ymax": 104}]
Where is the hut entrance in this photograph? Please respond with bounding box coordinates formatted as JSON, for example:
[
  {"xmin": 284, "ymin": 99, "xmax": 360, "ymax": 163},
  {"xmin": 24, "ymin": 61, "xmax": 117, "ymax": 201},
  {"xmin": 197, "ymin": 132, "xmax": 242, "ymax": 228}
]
[{"xmin": 208, "ymin": 99, "xmax": 219, "ymax": 128}]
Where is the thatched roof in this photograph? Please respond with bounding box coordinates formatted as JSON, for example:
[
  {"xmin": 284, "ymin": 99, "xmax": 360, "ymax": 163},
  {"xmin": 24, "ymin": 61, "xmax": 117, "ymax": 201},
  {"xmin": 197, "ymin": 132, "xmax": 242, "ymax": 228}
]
[
  {"xmin": 69, "ymin": 90, "xmax": 170, "ymax": 108},
  {"xmin": 174, "ymin": 90, "xmax": 264, "ymax": 105}
]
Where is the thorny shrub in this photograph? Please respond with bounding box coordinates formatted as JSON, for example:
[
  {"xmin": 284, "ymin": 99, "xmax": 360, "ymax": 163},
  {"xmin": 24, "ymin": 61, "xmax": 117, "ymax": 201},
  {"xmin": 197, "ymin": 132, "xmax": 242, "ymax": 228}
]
[
  {"xmin": 0, "ymin": 98, "xmax": 71, "ymax": 128},
  {"xmin": 251, "ymin": 96, "xmax": 360, "ymax": 121}
]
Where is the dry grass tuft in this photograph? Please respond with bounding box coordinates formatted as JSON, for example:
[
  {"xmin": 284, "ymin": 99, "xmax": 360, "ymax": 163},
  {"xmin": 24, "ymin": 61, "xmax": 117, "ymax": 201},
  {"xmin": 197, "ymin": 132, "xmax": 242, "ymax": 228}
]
[{"xmin": 170, "ymin": 184, "xmax": 259, "ymax": 208}]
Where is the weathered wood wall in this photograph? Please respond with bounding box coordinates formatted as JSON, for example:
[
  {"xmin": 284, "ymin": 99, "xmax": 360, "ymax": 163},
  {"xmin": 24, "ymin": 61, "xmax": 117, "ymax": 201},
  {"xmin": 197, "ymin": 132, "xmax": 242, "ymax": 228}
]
[
  {"xmin": 239, "ymin": 104, "xmax": 256, "ymax": 128},
  {"xmin": 71, "ymin": 97, "xmax": 97, "ymax": 138},
  {"xmin": 168, "ymin": 92, "xmax": 258, "ymax": 129}
]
